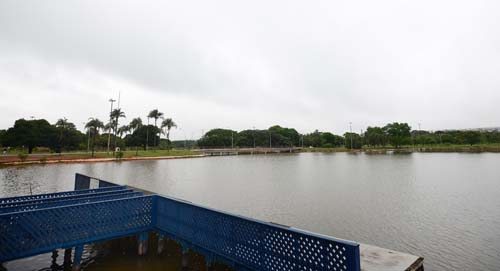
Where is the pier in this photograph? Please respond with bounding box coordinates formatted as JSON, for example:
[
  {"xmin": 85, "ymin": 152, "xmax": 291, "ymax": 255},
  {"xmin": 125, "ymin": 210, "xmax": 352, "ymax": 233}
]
[{"xmin": 0, "ymin": 174, "xmax": 423, "ymax": 271}]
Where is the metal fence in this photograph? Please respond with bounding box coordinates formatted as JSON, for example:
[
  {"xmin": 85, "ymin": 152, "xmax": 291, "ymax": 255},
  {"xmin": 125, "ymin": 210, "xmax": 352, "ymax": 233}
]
[
  {"xmin": 0, "ymin": 174, "xmax": 360, "ymax": 271},
  {"xmin": 0, "ymin": 196, "xmax": 153, "ymax": 261},
  {"xmin": 154, "ymin": 195, "xmax": 360, "ymax": 271}
]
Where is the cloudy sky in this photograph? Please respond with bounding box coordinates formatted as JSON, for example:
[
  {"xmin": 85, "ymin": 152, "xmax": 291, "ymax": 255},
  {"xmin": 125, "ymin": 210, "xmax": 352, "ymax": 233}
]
[{"xmin": 1, "ymin": 0, "xmax": 499, "ymax": 139}]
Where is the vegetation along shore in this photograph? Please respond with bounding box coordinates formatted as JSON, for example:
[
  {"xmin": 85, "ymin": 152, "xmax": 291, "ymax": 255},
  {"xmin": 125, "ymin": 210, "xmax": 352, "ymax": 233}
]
[{"xmin": 2, "ymin": 113, "xmax": 500, "ymax": 167}]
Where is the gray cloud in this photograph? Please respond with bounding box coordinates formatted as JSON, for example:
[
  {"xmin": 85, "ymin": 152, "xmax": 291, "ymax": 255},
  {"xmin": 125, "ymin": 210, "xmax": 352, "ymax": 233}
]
[{"xmin": 1, "ymin": 0, "xmax": 500, "ymax": 138}]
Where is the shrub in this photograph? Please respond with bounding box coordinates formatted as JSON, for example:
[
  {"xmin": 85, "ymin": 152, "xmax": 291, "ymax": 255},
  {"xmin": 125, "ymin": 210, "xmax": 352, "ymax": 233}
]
[
  {"xmin": 18, "ymin": 153, "xmax": 28, "ymax": 162},
  {"xmin": 115, "ymin": 151, "xmax": 124, "ymax": 160}
]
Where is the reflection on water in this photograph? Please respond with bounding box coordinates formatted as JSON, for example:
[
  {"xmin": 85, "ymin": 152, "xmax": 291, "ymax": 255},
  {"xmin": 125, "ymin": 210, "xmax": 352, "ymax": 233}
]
[
  {"xmin": 1, "ymin": 153, "xmax": 500, "ymax": 271},
  {"xmin": 4, "ymin": 234, "xmax": 233, "ymax": 271}
]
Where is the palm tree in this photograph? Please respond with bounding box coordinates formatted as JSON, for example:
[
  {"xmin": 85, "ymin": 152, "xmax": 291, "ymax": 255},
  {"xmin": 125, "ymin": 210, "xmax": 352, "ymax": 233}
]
[
  {"xmin": 55, "ymin": 118, "xmax": 69, "ymax": 129},
  {"xmin": 129, "ymin": 117, "xmax": 142, "ymax": 132},
  {"xmin": 55, "ymin": 118, "xmax": 69, "ymax": 151},
  {"xmin": 161, "ymin": 118, "xmax": 177, "ymax": 149},
  {"xmin": 117, "ymin": 125, "xmax": 130, "ymax": 138},
  {"xmin": 110, "ymin": 108, "xmax": 126, "ymax": 153},
  {"xmin": 147, "ymin": 109, "xmax": 163, "ymax": 149},
  {"xmin": 85, "ymin": 118, "xmax": 104, "ymax": 157}
]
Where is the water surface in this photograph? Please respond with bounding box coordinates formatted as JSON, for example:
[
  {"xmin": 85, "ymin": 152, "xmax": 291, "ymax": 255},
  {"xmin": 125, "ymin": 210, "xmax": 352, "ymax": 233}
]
[{"xmin": 1, "ymin": 153, "xmax": 500, "ymax": 271}]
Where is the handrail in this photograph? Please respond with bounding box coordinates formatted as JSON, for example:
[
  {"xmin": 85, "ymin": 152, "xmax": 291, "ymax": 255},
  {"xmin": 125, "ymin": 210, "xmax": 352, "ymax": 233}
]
[{"xmin": 0, "ymin": 186, "xmax": 126, "ymax": 205}]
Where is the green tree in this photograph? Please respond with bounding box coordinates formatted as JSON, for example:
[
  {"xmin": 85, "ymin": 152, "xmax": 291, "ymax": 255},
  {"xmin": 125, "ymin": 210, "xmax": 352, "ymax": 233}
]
[
  {"xmin": 383, "ymin": 122, "xmax": 411, "ymax": 148},
  {"xmin": 364, "ymin": 127, "xmax": 387, "ymax": 146},
  {"xmin": 117, "ymin": 125, "xmax": 130, "ymax": 138},
  {"xmin": 148, "ymin": 109, "xmax": 164, "ymax": 148},
  {"xmin": 85, "ymin": 118, "xmax": 104, "ymax": 157},
  {"xmin": 235, "ymin": 129, "xmax": 269, "ymax": 147},
  {"xmin": 268, "ymin": 125, "xmax": 300, "ymax": 147},
  {"xmin": 303, "ymin": 130, "xmax": 322, "ymax": 147},
  {"xmin": 463, "ymin": 131, "xmax": 481, "ymax": 145},
  {"xmin": 0, "ymin": 129, "xmax": 6, "ymax": 147},
  {"xmin": 343, "ymin": 132, "xmax": 362, "ymax": 149},
  {"xmin": 198, "ymin": 129, "xmax": 236, "ymax": 148},
  {"xmin": 129, "ymin": 117, "xmax": 143, "ymax": 133},
  {"xmin": 54, "ymin": 118, "xmax": 83, "ymax": 152},
  {"xmin": 161, "ymin": 118, "xmax": 177, "ymax": 148},
  {"xmin": 124, "ymin": 125, "xmax": 160, "ymax": 150},
  {"xmin": 320, "ymin": 132, "xmax": 344, "ymax": 147},
  {"xmin": 110, "ymin": 108, "xmax": 125, "ymax": 152},
  {"xmin": 3, "ymin": 119, "xmax": 57, "ymax": 153}
]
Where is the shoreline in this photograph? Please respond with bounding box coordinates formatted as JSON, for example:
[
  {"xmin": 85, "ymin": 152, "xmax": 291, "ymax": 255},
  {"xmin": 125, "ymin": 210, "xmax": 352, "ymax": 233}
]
[
  {"xmin": 2, "ymin": 145, "xmax": 500, "ymax": 168},
  {"xmin": 0, "ymin": 154, "xmax": 207, "ymax": 167}
]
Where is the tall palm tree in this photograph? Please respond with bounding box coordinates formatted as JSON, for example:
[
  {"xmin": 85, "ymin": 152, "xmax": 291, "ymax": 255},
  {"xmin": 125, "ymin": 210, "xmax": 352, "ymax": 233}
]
[
  {"xmin": 161, "ymin": 118, "xmax": 177, "ymax": 148},
  {"xmin": 85, "ymin": 118, "xmax": 104, "ymax": 157},
  {"xmin": 129, "ymin": 117, "xmax": 142, "ymax": 133},
  {"xmin": 110, "ymin": 108, "xmax": 125, "ymax": 153},
  {"xmin": 147, "ymin": 109, "xmax": 163, "ymax": 149},
  {"xmin": 104, "ymin": 121, "xmax": 113, "ymax": 154},
  {"xmin": 55, "ymin": 118, "xmax": 68, "ymax": 149},
  {"xmin": 55, "ymin": 118, "xmax": 69, "ymax": 129},
  {"xmin": 117, "ymin": 125, "xmax": 130, "ymax": 138}
]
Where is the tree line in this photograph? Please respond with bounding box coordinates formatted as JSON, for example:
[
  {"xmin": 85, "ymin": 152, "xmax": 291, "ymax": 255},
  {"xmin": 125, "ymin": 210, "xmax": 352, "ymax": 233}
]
[
  {"xmin": 1, "ymin": 119, "xmax": 499, "ymax": 154},
  {"xmin": 0, "ymin": 108, "xmax": 177, "ymax": 156},
  {"xmin": 197, "ymin": 123, "xmax": 500, "ymax": 149}
]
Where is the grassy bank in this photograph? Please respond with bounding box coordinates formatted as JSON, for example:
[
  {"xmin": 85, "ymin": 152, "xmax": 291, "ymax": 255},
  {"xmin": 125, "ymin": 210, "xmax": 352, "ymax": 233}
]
[
  {"xmin": 301, "ymin": 143, "xmax": 500, "ymax": 153},
  {"xmin": 0, "ymin": 149, "xmax": 200, "ymax": 166}
]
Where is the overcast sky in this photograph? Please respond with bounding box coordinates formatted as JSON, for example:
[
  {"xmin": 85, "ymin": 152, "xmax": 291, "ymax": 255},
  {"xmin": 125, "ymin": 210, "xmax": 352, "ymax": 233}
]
[{"xmin": 1, "ymin": 0, "xmax": 499, "ymax": 139}]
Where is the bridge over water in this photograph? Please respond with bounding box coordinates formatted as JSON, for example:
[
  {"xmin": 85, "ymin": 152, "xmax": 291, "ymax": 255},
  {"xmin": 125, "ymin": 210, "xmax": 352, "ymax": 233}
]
[{"xmin": 0, "ymin": 174, "xmax": 423, "ymax": 271}]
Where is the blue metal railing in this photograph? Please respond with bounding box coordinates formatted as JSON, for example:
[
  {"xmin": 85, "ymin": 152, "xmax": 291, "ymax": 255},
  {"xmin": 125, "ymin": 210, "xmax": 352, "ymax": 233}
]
[
  {"xmin": 0, "ymin": 186, "xmax": 126, "ymax": 205},
  {"xmin": 0, "ymin": 196, "xmax": 154, "ymax": 261},
  {"xmin": 0, "ymin": 175, "xmax": 361, "ymax": 271},
  {"xmin": 0, "ymin": 192, "xmax": 142, "ymax": 214},
  {"xmin": 154, "ymin": 195, "xmax": 360, "ymax": 271},
  {"xmin": 0, "ymin": 188, "xmax": 133, "ymax": 209}
]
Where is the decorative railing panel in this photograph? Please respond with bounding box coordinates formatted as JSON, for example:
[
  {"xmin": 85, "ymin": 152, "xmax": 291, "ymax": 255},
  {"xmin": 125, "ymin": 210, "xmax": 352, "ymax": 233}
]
[
  {"xmin": 0, "ymin": 196, "xmax": 153, "ymax": 262},
  {"xmin": 0, "ymin": 186, "xmax": 126, "ymax": 205},
  {"xmin": 154, "ymin": 196, "xmax": 360, "ymax": 271},
  {"xmin": 0, "ymin": 174, "xmax": 361, "ymax": 270},
  {"xmin": 0, "ymin": 189, "xmax": 133, "ymax": 209},
  {"xmin": 0, "ymin": 192, "xmax": 142, "ymax": 214}
]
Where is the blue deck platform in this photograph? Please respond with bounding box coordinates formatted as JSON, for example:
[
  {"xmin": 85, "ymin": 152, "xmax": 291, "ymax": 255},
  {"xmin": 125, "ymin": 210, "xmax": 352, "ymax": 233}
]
[{"xmin": 0, "ymin": 173, "xmax": 361, "ymax": 271}]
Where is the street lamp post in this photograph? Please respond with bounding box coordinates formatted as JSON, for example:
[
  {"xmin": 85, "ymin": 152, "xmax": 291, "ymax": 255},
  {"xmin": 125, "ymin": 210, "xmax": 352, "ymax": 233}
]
[{"xmin": 107, "ymin": 98, "xmax": 116, "ymax": 154}]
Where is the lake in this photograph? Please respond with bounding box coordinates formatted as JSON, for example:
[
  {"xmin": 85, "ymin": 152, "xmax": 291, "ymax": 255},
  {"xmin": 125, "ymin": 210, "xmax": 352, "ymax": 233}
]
[{"xmin": 1, "ymin": 152, "xmax": 500, "ymax": 271}]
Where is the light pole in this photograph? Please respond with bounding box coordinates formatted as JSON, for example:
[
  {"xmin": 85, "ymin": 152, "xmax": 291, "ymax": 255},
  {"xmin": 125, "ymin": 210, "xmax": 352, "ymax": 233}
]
[
  {"xmin": 269, "ymin": 130, "xmax": 272, "ymax": 148},
  {"xmin": 349, "ymin": 122, "xmax": 353, "ymax": 149},
  {"xmin": 107, "ymin": 98, "xmax": 116, "ymax": 154}
]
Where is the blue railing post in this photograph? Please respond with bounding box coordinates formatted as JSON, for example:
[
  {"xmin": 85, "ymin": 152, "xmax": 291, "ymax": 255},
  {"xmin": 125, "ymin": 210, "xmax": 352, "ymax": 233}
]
[
  {"xmin": 138, "ymin": 232, "xmax": 148, "ymax": 256},
  {"xmin": 157, "ymin": 233, "xmax": 165, "ymax": 255},
  {"xmin": 63, "ymin": 248, "xmax": 72, "ymax": 269},
  {"xmin": 205, "ymin": 254, "xmax": 215, "ymax": 271},
  {"xmin": 181, "ymin": 244, "xmax": 189, "ymax": 270},
  {"xmin": 72, "ymin": 245, "xmax": 83, "ymax": 271}
]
